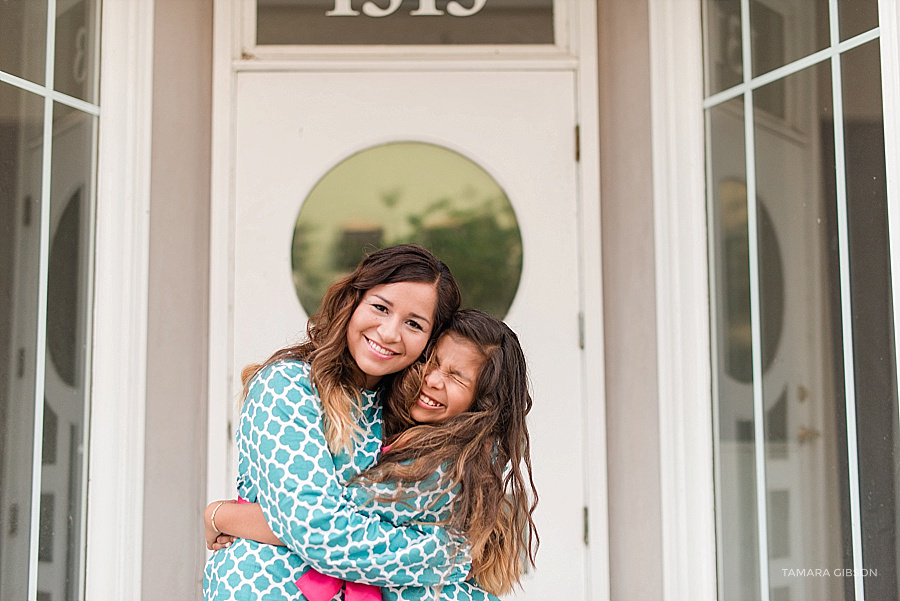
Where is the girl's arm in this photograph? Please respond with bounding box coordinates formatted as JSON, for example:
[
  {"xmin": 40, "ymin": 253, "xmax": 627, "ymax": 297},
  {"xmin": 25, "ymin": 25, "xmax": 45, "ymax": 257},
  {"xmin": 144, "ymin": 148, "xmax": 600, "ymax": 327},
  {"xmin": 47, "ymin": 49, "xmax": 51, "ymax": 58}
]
[{"xmin": 242, "ymin": 361, "xmax": 470, "ymax": 588}]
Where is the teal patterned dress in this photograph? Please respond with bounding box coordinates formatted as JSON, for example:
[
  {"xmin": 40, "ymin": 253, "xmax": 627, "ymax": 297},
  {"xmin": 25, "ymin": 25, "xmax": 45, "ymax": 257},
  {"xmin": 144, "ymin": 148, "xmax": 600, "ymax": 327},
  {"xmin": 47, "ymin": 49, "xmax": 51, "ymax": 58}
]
[{"xmin": 203, "ymin": 360, "xmax": 499, "ymax": 601}]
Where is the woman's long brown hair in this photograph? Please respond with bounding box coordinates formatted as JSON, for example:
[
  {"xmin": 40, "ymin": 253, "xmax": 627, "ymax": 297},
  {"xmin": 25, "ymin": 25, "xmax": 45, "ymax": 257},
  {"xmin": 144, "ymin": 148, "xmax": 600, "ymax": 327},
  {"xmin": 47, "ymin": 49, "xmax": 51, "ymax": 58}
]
[
  {"xmin": 359, "ymin": 309, "xmax": 539, "ymax": 596},
  {"xmin": 240, "ymin": 244, "xmax": 461, "ymax": 453}
]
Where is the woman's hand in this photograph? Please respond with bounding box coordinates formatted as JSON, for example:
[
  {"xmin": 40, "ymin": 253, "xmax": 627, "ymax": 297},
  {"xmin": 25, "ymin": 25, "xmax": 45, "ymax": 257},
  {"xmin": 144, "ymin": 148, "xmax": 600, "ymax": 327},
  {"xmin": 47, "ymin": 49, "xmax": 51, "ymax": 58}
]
[{"xmin": 204, "ymin": 500, "xmax": 236, "ymax": 550}]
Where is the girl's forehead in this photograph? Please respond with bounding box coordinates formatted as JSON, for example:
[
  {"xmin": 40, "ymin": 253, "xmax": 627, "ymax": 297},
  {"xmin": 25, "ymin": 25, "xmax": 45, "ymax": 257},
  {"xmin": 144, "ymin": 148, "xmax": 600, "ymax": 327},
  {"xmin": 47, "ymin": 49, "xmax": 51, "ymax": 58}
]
[{"xmin": 436, "ymin": 333, "xmax": 482, "ymax": 358}]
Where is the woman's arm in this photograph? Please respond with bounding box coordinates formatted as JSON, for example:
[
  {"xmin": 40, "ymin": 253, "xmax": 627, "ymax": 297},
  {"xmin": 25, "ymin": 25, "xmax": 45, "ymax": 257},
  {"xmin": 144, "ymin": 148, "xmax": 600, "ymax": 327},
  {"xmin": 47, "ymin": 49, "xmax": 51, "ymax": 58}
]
[
  {"xmin": 242, "ymin": 361, "xmax": 470, "ymax": 588},
  {"xmin": 204, "ymin": 500, "xmax": 283, "ymax": 548}
]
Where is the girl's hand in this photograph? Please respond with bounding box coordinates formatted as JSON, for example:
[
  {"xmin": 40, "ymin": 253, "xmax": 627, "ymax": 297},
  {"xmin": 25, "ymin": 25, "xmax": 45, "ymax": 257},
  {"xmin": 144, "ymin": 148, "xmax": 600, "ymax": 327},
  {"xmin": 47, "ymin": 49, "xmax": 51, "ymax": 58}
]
[
  {"xmin": 204, "ymin": 499, "xmax": 235, "ymax": 550},
  {"xmin": 211, "ymin": 533, "xmax": 237, "ymax": 551}
]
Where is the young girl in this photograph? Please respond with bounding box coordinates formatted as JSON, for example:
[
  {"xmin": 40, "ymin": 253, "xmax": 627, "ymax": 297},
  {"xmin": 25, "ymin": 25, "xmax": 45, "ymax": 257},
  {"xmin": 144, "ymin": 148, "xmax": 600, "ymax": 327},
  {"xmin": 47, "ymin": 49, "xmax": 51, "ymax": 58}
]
[
  {"xmin": 208, "ymin": 310, "xmax": 539, "ymax": 599},
  {"xmin": 203, "ymin": 245, "xmax": 474, "ymax": 600}
]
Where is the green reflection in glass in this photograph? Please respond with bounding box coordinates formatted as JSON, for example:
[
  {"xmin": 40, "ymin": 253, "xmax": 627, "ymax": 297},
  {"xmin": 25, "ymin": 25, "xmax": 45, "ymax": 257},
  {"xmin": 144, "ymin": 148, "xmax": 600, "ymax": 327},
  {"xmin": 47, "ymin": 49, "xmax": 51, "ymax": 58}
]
[{"xmin": 291, "ymin": 142, "xmax": 523, "ymax": 318}]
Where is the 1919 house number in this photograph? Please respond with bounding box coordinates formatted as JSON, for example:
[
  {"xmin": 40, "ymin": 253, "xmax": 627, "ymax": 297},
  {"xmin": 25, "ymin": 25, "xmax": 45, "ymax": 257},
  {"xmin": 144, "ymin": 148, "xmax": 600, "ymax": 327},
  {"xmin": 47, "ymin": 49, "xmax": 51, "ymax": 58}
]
[{"xmin": 326, "ymin": 0, "xmax": 487, "ymax": 18}]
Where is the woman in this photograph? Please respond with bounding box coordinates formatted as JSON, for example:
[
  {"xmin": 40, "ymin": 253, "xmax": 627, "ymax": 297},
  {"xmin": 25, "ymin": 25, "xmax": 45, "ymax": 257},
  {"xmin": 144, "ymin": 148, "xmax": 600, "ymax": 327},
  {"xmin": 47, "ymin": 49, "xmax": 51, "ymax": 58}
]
[
  {"xmin": 204, "ymin": 245, "xmax": 476, "ymax": 600},
  {"xmin": 209, "ymin": 310, "xmax": 539, "ymax": 599}
]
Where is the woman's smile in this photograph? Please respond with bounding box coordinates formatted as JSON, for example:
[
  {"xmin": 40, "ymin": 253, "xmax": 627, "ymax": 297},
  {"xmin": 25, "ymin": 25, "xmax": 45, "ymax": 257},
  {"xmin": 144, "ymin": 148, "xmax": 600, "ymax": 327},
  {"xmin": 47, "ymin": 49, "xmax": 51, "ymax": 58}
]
[{"xmin": 364, "ymin": 336, "xmax": 400, "ymax": 359}]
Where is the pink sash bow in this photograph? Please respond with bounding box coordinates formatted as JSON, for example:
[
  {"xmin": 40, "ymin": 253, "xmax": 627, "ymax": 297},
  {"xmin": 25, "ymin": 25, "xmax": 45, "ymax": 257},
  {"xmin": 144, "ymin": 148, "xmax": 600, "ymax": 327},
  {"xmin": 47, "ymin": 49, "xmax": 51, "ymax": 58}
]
[{"xmin": 296, "ymin": 569, "xmax": 382, "ymax": 601}]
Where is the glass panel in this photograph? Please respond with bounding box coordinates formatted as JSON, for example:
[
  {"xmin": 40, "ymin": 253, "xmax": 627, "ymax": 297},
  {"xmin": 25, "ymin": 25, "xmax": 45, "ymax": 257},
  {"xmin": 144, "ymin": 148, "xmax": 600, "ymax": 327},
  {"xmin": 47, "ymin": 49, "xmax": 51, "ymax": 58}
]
[
  {"xmin": 0, "ymin": 82, "xmax": 44, "ymax": 600},
  {"xmin": 0, "ymin": 0, "xmax": 48, "ymax": 84},
  {"xmin": 749, "ymin": 0, "xmax": 829, "ymax": 78},
  {"xmin": 841, "ymin": 40, "xmax": 900, "ymax": 600},
  {"xmin": 257, "ymin": 0, "xmax": 554, "ymax": 45},
  {"xmin": 708, "ymin": 96, "xmax": 762, "ymax": 601},
  {"xmin": 35, "ymin": 102, "xmax": 95, "ymax": 601},
  {"xmin": 55, "ymin": 0, "xmax": 99, "ymax": 104},
  {"xmin": 754, "ymin": 60, "xmax": 851, "ymax": 601},
  {"xmin": 703, "ymin": 0, "xmax": 744, "ymax": 96},
  {"xmin": 839, "ymin": 0, "xmax": 879, "ymax": 42},
  {"xmin": 291, "ymin": 141, "xmax": 523, "ymax": 318}
]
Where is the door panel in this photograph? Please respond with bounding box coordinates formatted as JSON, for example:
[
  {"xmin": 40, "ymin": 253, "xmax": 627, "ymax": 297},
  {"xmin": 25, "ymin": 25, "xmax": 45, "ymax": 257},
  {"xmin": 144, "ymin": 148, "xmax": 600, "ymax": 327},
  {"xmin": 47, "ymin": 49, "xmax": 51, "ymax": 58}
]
[{"xmin": 232, "ymin": 70, "xmax": 585, "ymax": 599}]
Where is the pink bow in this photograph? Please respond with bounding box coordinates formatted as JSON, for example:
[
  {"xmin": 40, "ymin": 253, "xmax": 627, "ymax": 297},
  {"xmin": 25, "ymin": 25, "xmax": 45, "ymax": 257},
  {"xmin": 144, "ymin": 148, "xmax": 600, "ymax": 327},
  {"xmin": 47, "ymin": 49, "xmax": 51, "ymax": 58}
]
[{"xmin": 297, "ymin": 569, "xmax": 382, "ymax": 601}]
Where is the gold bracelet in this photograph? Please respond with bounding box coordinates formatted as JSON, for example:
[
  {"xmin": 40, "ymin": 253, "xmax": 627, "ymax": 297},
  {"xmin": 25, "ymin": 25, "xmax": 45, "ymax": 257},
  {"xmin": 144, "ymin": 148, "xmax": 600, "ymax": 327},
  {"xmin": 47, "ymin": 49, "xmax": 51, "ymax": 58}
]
[{"xmin": 210, "ymin": 500, "xmax": 227, "ymax": 534}]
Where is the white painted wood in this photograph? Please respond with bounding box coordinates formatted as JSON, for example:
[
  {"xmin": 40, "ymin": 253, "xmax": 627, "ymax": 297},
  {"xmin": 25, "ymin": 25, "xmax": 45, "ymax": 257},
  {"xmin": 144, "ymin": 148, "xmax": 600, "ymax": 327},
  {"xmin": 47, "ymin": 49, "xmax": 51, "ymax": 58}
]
[
  {"xmin": 229, "ymin": 69, "xmax": 585, "ymax": 599},
  {"xmin": 572, "ymin": 0, "xmax": 609, "ymax": 599},
  {"xmin": 648, "ymin": 1, "xmax": 718, "ymax": 600},
  {"xmin": 207, "ymin": 0, "xmax": 240, "ymax": 515},
  {"xmin": 879, "ymin": 0, "xmax": 900, "ymax": 488},
  {"xmin": 85, "ymin": 0, "xmax": 154, "ymax": 598},
  {"xmin": 231, "ymin": 56, "xmax": 579, "ymax": 72}
]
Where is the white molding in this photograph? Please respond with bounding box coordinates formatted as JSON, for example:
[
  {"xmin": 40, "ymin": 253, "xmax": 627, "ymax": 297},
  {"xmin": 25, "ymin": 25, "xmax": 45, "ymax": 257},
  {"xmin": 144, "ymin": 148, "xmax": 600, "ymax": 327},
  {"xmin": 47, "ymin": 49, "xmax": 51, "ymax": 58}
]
[
  {"xmin": 207, "ymin": 0, "xmax": 239, "ymax": 505},
  {"xmin": 230, "ymin": 56, "xmax": 579, "ymax": 72},
  {"xmin": 85, "ymin": 0, "xmax": 154, "ymax": 598},
  {"xmin": 648, "ymin": 1, "xmax": 718, "ymax": 600},
  {"xmin": 879, "ymin": 0, "xmax": 900, "ymax": 443},
  {"xmin": 572, "ymin": 0, "xmax": 609, "ymax": 599}
]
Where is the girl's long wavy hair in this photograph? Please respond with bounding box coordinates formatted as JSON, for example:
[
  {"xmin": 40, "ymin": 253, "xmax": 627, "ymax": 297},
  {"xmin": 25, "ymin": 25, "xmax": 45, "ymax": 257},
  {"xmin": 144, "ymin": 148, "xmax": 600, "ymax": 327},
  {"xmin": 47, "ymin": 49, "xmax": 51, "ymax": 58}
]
[
  {"xmin": 240, "ymin": 244, "xmax": 461, "ymax": 453},
  {"xmin": 360, "ymin": 309, "xmax": 539, "ymax": 596}
]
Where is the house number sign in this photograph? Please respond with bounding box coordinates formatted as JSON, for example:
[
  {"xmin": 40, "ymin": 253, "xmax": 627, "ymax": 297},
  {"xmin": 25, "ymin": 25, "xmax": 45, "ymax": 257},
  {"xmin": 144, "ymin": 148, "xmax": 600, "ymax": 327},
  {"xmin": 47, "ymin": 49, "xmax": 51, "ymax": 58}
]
[
  {"xmin": 326, "ymin": 0, "xmax": 487, "ymax": 17},
  {"xmin": 255, "ymin": 0, "xmax": 553, "ymax": 45}
]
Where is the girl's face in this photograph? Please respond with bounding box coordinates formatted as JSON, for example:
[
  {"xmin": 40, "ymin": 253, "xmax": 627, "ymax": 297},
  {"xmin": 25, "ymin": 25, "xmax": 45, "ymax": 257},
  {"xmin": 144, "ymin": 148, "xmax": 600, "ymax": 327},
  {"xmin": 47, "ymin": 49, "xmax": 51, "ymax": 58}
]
[
  {"xmin": 410, "ymin": 334, "xmax": 483, "ymax": 424},
  {"xmin": 347, "ymin": 281, "xmax": 438, "ymax": 389}
]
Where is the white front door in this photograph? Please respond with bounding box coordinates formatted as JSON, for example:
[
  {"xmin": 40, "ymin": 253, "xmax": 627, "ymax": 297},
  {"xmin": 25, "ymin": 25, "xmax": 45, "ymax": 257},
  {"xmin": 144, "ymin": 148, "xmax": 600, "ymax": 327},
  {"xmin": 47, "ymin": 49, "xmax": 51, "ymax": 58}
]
[{"xmin": 229, "ymin": 69, "xmax": 586, "ymax": 599}]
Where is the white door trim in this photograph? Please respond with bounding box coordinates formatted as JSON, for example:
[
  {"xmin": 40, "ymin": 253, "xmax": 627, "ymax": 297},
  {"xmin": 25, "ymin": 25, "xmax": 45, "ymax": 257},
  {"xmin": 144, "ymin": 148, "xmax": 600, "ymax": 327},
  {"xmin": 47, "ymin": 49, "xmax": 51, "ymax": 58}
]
[
  {"xmin": 648, "ymin": 1, "xmax": 718, "ymax": 600},
  {"xmin": 571, "ymin": 0, "xmax": 610, "ymax": 598},
  {"xmin": 86, "ymin": 0, "xmax": 155, "ymax": 599}
]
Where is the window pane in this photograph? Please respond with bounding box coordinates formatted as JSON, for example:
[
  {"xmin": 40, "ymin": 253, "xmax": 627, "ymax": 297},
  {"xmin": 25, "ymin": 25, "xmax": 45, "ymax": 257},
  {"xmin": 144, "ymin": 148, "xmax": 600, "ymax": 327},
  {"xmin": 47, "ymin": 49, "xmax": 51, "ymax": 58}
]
[
  {"xmin": 257, "ymin": 0, "xmax": 554, "ymax": 45},
  {"xmin": 0, "ymin": 82, "xmax": 44, "ymax": 600},
  {"xmin": 750, "ymin": 0, "xmax": 829, "ymax": 78},
  {"xmin": 708, "ymin": 96, "xmax": 762, "ymax": 601},
  {"xmin": 703, "ymin": 0, "xmax": 744, "ymax": 96},
  {"xmin": 840, "ymin": 0, "xmax": 879, "ymax": 42},
  {"xmin": 35, "ymin": 102, "xmax": 96, "ymax": 601},
  {"xmin": 754, "ymin": 61, "xmax": 852, "ymax": 601},
  {"xmin": 291, "ymin": 141, "xmax": 523, "ymax": 318},
  {"xmin": 841, "ymin": 40, "xmax": 900, "ymax": 600},
  {"xmin": 55, "ymin": 0, "xmax": 99, "ymax": 104},
  {"xmin": 0, "ymin": 0, "xmax": 48, "ymax": 85}
]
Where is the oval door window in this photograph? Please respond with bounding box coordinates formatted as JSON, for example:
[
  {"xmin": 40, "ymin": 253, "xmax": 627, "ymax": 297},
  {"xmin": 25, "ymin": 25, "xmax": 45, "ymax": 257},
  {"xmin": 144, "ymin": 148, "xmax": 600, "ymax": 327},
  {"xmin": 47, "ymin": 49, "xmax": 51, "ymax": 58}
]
[{"xmin": 291, "ymin": 141, "xmax": 523, "ymax": 318}]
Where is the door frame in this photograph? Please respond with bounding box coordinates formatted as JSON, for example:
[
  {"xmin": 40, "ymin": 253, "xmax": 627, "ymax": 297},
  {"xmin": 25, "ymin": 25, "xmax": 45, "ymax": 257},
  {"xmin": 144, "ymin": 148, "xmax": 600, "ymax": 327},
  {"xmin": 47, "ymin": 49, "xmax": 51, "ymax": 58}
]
[{"xmin": 206, "ymin": 0, "xmax": 608, "ymax": 598}]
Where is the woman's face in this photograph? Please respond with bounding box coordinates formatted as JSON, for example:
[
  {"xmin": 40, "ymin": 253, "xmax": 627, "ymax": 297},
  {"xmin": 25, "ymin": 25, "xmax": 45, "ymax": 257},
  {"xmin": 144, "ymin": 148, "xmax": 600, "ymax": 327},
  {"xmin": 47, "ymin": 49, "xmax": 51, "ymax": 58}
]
[
  {"xmin": 346, "ymin": 281, "xmax": 438, "ymax": 389},
  {"xmin": 410, "ymin": 334, "xmax": 483, "ymax": 424}
]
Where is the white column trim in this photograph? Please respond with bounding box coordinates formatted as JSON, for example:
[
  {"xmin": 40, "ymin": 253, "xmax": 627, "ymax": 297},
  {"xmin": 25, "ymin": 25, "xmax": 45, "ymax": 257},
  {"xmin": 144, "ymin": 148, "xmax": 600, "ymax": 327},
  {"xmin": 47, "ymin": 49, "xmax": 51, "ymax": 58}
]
[
  {"xmin": 648, "ymin": 1, "xmax": 718, "ymax": 600},
  {"xmin": 879, "ymin": 0, "xmax": 900, "ymax": 450},
  {"xmin": 85, "ymin": 0, "xmax": 155, "ymax": 598}
]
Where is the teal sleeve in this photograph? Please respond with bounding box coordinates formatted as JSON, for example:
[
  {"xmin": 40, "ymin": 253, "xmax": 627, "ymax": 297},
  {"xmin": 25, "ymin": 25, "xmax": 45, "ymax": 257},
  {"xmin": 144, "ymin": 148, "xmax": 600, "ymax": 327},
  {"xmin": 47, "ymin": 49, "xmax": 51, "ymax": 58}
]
[{"xmin": 241, "ymin": 361, "xmax": 471, "ymax": 587}]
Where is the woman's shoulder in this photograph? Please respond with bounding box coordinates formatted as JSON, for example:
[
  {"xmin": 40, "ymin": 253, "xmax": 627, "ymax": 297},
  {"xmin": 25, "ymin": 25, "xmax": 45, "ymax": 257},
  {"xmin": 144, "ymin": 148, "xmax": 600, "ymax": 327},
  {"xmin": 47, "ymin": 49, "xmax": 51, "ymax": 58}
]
[
  {"xmin": 245, "ymin": 359, "xmax": 316, "ymax": 405},
  {"xmin": 252, "ymin": 358, "xmax": 312, "ymax": 383}
]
